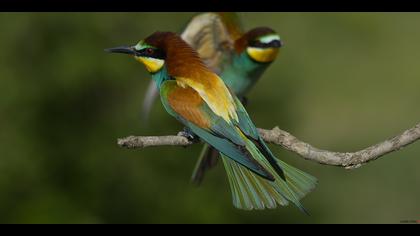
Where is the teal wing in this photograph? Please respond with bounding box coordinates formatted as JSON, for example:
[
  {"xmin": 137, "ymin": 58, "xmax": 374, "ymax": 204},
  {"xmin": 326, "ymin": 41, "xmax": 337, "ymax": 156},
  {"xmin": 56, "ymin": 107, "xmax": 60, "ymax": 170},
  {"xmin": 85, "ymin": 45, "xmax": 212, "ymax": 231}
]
[
  {"xmin": 160, "ymin": 80, "xmax": 274, "ymax": 180},
  {"xmin": 232, "ymin": 95, "xmax": 259, "ymax": 139},
  {"xmin": 233, "ymin": 95, "xmax": 287, "ymax": 180}
]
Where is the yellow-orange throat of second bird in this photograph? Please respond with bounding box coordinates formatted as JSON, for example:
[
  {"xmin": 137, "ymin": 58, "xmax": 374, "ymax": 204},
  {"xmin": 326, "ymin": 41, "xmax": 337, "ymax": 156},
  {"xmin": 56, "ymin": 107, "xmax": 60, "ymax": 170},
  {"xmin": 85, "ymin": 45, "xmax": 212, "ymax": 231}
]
[
  {"xmin": 246, "ymin": 47, "xmax": 279, "ymax": 63},
  {"xmin": 136, "ymin": 57, "xmax": 165, "ymax": 73}
]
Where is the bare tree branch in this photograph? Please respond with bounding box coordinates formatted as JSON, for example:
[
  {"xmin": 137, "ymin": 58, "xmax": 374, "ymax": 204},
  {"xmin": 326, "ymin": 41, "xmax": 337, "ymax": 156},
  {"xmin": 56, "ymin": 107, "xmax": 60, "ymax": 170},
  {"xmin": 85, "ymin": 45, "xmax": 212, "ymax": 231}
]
[{"xmin": 117, "ymin": 123, "xmax": 420, "ymax": 169}]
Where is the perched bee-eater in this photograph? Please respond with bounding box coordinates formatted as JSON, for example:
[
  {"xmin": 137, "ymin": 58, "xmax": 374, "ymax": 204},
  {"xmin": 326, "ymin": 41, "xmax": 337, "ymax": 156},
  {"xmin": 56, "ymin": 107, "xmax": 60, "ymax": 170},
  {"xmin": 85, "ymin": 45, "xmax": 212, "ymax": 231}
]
[
  {"xmin": 106, "ymin": 32, "xmax": 316, "ymax": 211},
  {"xmin": 142, "ymin": 13, "xmax": 284, "ymax": 185}
]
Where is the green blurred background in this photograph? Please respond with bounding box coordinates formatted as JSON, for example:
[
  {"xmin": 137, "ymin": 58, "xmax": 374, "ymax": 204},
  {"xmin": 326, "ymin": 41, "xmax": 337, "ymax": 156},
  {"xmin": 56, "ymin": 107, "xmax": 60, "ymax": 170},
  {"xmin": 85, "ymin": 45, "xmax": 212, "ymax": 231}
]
[{"xmin": 1, "ymin": 12, "xmax": 420, "ymax": 224}]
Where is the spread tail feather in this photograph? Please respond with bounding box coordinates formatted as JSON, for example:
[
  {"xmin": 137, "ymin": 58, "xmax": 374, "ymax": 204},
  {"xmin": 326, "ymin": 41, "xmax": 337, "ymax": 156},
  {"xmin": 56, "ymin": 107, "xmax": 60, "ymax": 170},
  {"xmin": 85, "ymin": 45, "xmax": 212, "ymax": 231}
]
[{"xmin": 221, "ymin": 153, "xmax": 317, "ymax": 212}]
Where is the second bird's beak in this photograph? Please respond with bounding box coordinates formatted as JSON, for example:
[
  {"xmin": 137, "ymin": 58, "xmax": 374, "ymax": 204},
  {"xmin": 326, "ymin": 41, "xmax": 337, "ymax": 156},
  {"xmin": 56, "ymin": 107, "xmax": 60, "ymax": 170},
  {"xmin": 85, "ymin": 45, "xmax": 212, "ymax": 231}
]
[
  {"xmin": 104, "ymin": 46, "xmax": 136, "ymax": 55},
  {"xmin": 272, "ymin": 39, "xmax": 283, "ymax": 48}
]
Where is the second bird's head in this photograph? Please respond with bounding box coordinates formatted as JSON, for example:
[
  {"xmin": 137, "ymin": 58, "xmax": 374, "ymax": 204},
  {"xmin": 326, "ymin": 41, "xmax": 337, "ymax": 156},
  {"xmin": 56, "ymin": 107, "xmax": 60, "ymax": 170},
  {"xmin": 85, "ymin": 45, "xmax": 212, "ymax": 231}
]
[
  {"xmin": 236, "ymin": 27, "xmax": 283, "ymax": 63},
  {"xmin": 105, "ymin": 32, "xmax": 170, "ymax": 74}
]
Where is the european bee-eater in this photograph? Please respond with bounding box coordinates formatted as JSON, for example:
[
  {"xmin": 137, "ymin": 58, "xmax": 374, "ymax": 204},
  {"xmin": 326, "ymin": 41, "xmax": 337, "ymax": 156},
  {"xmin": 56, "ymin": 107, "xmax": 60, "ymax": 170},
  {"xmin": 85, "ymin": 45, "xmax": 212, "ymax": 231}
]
[
  {"xmin": 106, "ymin": 32, "xmax": 316, "ymax": 211},
  {"xmin": 181, "ymin": 12, "xmax": 282, "ymax": 98},
  {"xmin": 143, "ymin": 13, "xmax": 284, "ymax": 185}
]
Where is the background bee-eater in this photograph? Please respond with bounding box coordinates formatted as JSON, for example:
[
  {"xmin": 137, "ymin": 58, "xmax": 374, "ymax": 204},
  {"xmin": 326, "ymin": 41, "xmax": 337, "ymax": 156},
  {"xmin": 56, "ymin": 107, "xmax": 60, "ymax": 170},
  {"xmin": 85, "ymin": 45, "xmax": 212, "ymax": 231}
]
[
  {"xmin": 106, "ymin": 32, "xmax": 316, "ymax": 211},
  {"xmin": 181, "ymin": 12, "xmax": 283, "ymax": 98},
  {"xmin": 143, "ymin": 13, "xmax": 284, "ymax": 184}
]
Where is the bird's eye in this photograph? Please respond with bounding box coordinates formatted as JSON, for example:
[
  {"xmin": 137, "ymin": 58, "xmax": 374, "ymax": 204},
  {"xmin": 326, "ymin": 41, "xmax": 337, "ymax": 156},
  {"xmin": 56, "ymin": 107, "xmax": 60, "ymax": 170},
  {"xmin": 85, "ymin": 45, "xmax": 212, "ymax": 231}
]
[{"xmin": 146, "ymin": 48, "xmax": 154, "ymax": 55}]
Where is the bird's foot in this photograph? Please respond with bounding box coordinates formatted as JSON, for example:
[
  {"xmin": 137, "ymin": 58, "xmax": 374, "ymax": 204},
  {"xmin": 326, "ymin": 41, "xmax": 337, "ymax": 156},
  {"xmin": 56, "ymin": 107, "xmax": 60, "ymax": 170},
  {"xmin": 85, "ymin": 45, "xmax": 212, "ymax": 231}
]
[{"xmin": 177, "ymin": 127, "xmax": 200, "ymax": 143}]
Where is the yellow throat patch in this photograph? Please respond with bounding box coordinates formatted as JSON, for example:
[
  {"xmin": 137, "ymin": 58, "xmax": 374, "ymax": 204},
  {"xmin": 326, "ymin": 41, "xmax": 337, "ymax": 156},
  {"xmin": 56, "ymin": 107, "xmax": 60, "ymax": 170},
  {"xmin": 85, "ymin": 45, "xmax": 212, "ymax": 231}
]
[
  {"xmin": 246, "ymin": 47, "xmax": 279, "ymax": 63},
  {"xmin": 136, "ymin": 57, "xmax": 164, "ymax": 73}
]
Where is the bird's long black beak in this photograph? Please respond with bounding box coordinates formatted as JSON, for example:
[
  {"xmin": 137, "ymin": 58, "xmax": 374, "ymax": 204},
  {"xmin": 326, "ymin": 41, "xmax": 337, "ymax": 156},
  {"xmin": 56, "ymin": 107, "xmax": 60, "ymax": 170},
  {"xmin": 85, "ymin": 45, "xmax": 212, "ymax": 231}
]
[
  {"xmin": 104, "ymin": 46, "xmax": 136, "ymax": 55},
  {"xmin": 272, "ymin": 39, "xmax": 284, "ymax": 48}
]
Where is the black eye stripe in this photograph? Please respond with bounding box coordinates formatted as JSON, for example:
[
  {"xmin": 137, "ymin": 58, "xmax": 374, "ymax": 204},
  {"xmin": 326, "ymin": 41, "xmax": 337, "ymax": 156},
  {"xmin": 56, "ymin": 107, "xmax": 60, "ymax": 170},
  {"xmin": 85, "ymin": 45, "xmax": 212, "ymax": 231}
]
[
  {"xmin": 135, "ymin": 48, "xmax": 166, "ymax": 59},
  {"xmin": 249, "ymin": 39, "xmax": 282, "ymax": 48}
]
